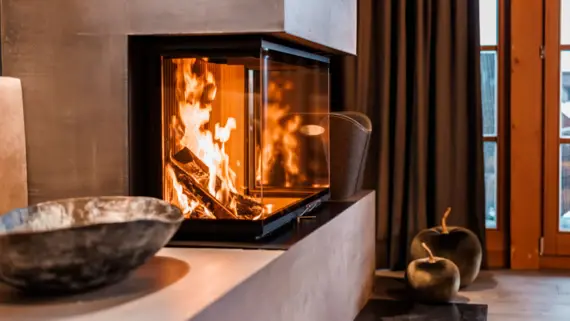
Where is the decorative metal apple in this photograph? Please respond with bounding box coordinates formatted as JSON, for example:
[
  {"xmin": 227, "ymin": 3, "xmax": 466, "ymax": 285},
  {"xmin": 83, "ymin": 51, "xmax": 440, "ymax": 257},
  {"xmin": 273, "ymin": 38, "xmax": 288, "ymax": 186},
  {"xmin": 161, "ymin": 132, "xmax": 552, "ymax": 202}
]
[
  {"xmin": 410, "ymin": 207, "xmax": 482, "ymax": 288},
  {"xmin": 406, "ymin": 242, "xmax": 460, "ymax": 303}
]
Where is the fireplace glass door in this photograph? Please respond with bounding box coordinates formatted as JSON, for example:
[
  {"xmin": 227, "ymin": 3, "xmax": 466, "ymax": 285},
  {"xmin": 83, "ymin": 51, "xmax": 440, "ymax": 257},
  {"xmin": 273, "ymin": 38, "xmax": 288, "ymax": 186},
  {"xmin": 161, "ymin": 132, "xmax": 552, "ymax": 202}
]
[{"xmin": 160, "ymin": 40, "xmax": 330, "ymax": 231}]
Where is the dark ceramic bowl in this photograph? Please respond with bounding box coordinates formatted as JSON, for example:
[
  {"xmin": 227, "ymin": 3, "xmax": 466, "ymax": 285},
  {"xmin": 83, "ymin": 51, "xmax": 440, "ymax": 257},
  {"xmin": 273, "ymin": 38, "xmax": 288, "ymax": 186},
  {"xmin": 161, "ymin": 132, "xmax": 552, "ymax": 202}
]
[{"xmin": 0, "ymin": 196, "xmax": 183, "ymax": 294}]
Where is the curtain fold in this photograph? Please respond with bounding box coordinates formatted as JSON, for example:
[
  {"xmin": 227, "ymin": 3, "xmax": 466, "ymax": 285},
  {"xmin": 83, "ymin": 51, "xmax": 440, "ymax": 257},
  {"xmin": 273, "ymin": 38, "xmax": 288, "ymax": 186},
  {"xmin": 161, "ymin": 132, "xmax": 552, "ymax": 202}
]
[{"xmin": 336, "ymin": 0, "xmax": 486, "ymax": 270}]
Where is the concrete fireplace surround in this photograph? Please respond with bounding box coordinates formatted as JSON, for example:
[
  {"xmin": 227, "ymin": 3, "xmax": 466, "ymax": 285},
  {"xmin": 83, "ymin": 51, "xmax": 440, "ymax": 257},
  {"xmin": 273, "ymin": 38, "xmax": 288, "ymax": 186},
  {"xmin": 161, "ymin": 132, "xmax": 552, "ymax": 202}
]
[
  {"xmin": 0, "ymin": 0, "xmax": 356, "ymax": 203},
  {"xmin": 0, "ymin": 4, "xmax": 370, "ymax": 321}
]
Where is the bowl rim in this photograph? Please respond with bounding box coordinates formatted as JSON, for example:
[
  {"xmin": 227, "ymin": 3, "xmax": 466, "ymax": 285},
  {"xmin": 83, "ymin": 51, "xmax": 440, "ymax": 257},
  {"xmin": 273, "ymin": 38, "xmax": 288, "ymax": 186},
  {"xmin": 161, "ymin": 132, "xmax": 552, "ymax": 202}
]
[{"xmin": 0, "ymin": 196, "xmax": 184, "ymax": 236}]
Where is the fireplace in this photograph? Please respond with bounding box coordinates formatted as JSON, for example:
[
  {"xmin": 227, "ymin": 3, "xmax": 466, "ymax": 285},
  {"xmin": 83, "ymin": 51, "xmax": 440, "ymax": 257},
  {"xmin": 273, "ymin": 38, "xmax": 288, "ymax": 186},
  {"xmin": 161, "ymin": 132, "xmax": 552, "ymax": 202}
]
[{"xmin": 129, "ymin": 36, "xmax": 330, "ymax": 240}]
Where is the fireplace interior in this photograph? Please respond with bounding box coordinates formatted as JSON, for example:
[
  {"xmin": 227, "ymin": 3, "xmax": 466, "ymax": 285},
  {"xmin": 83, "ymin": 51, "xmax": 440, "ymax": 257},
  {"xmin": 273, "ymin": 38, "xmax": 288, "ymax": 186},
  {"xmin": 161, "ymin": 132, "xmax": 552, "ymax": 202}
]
[{"xmin": 129, "ymin": 36, "xmax": 331, "ymax": 241}]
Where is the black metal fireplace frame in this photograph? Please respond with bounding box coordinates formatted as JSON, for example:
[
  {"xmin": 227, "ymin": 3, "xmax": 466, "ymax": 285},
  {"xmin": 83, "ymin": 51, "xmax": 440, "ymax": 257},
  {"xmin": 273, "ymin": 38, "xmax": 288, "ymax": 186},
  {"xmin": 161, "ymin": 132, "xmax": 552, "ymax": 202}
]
[{"xmin": 128, "ymin": 35, "xmax": 331, "ymax": 241}]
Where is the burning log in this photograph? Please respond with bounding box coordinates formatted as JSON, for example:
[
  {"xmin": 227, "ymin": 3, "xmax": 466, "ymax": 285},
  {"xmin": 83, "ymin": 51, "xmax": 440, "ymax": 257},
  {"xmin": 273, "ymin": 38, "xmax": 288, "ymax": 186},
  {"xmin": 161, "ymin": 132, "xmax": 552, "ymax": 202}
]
[
  {"xmin": 170, "ymin": 160, "xmax": 237, "ymax": 219},
  {"xmin": 171, "ymin": 147, "xmax": 264, "ymax": 219},
  {"xmin": 186, "ymin": 206, "xmax": 210, "ymax": 219},
  {"xmin": 173, "ymin": 147, "xmax": 206, "ymax": 172}
]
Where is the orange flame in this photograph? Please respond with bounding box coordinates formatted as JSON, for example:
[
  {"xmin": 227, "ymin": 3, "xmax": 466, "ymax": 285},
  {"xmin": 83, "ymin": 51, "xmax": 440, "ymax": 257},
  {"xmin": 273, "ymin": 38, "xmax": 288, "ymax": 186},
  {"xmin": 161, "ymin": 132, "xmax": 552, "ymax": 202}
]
[
  {"xmin": 256, "ymin": 81, "xmax": 302, "ymax": 187},
  {"xmin": 165, "ymin": 59, "xmax": 305, "ymax": 219},
  {"xmin": 169, "ymin": 58, "xmax": 239, "ymax": 216}
]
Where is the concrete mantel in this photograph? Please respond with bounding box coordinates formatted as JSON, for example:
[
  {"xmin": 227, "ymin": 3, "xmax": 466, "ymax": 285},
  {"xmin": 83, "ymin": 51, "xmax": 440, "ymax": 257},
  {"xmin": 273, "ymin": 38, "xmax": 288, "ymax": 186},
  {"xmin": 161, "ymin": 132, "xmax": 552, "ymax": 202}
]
[
  {"xmin": 2, "ymin": 0, "xmax": 355, "ymax": 54},
  {"xmin": 0, "ymin": 0, "xmax": 356, "ymax": 203}
]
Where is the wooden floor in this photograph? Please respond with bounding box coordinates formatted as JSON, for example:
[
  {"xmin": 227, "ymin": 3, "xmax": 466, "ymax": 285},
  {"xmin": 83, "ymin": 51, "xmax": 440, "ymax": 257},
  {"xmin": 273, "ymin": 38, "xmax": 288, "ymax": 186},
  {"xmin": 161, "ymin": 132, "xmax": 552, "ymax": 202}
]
[{"xmin": 374, "ymin": 270, "xmax": 570, "ymax": 321}]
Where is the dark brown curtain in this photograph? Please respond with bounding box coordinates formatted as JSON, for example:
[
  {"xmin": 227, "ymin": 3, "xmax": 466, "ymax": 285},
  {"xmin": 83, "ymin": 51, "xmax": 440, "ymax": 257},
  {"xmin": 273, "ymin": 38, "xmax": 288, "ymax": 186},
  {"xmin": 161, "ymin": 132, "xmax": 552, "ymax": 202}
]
[{"xmin": 333, "ymin": 0, "xmax": 486, "ymax": 270}]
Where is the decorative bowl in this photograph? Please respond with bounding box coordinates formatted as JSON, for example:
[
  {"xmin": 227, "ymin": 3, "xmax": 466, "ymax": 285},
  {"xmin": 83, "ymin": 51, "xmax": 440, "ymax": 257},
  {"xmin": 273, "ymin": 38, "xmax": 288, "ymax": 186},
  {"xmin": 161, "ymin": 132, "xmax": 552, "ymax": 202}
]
[{"xmin": 0, "ymin": 196, "xmax": 183, "ymax": 294}]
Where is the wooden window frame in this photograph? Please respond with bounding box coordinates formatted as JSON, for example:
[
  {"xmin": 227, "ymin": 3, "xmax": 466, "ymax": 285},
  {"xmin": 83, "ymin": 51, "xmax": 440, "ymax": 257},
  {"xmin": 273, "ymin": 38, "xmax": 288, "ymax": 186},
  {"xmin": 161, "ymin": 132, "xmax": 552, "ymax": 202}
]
[
  {"xmin": 543, "ymin": 0, "xmax": 570, "ymax": 256},
  {"xmin": 483, "ymin": 0, "xmax": 508, "ymax": 268}
]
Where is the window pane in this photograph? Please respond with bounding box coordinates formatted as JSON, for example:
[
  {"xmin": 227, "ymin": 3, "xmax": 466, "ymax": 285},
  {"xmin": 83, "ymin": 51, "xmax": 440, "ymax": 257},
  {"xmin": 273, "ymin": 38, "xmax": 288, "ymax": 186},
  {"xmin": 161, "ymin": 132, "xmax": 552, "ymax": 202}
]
[
  {"xmin": 560, "ymin": 51, "xmax": 570, "ymax": 137},
  {"xmin": 484, "ymin": 142, "xmax": 497, "ymax": 229},
  {"xmin": 481, "ymin": 51, "xmax": 497, "ymax": 136},
  {"xmin": 560, "ymin": 144, "xmax": 570, "ymax": 231},
  {"xmin": 562, "ymin": 0, "xmax": 570, "ymax": 45},
  {"xmin": 480, "ymin": 0, "xmax": 498, "ymax": 45}
]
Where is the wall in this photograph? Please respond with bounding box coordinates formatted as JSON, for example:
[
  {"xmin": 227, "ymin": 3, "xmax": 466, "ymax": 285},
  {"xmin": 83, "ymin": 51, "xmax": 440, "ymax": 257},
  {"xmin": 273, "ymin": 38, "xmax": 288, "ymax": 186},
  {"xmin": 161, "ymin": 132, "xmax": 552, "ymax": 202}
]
[{"xmin": 0, "ymin": 0, "xmax": 356, "ymax": 203}]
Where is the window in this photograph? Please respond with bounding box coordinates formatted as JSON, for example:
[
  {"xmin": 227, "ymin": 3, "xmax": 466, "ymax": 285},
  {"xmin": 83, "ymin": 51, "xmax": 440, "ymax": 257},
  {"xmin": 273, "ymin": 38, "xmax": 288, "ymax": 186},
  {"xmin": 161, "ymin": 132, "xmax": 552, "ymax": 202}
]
[
  {"xmin": 480, "ymin": 0, "xmax": 500, "ymax": 229},
  {"xmin": 558, "ymin": 1, "xmax": 570, "ymax": 231}
]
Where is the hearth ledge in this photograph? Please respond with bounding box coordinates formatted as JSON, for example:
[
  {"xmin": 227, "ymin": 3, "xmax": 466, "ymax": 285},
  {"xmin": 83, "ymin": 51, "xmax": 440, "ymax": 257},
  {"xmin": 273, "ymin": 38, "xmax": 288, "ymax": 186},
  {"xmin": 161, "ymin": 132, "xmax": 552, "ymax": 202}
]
[{"xmin": 0, "ymin": 190, "xmax": 375, "ymax": 321}]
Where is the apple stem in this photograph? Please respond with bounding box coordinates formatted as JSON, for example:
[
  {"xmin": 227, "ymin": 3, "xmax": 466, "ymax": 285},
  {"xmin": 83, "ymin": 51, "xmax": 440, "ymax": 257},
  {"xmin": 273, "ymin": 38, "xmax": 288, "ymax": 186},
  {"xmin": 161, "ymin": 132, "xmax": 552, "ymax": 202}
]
[
  {"xmin": 441, "ymin": 207, "xmax": 451, "ymax": 234},
  {"xmin": 421, "ymin": 242, "xmax": 436, "ymax": 263}
]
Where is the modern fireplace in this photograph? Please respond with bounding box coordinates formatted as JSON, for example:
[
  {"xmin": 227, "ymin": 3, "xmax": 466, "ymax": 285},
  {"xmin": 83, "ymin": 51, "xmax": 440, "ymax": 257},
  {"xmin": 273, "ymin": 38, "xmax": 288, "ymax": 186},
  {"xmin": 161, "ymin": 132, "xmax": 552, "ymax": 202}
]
[{"xmin": 129, "ymin": 36, "xmax": 330, "ymax": 240}]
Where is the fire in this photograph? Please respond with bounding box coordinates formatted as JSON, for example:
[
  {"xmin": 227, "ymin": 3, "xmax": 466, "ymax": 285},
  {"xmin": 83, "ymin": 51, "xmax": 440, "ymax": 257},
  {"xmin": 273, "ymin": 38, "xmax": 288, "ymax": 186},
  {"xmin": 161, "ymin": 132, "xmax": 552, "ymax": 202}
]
[
  {"xmin": 256, "ymin": 81, "xmax": 303, "ymax": 187},
  {"xmin": 167, "ymin": 58, "xmax": 242, "ymax": 217},
  {"xmin": 167, "ymin": 165, "xmax": 214, "ymax": 219},
  {"xmin": 165, "ymin": 58, "xmax": 300, "ymax": 219}
]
